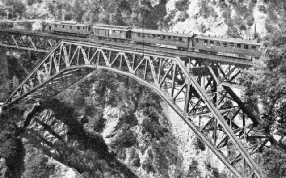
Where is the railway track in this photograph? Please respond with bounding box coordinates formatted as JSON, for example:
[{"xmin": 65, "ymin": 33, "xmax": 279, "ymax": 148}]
[{"xmin": 0, "ymin": 29, "xmax": 253, "ymax": 66}]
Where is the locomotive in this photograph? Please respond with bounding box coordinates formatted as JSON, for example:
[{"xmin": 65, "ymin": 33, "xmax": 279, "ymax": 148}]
[{"xmin": 47, "ymin": 21, "xmax": 262, "ymax": 59}]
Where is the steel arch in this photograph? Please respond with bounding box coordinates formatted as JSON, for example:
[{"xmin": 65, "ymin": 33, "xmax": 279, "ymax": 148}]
[{"xmin": 4, "ymin": 41, "xmax": 264, "ymax": 178}]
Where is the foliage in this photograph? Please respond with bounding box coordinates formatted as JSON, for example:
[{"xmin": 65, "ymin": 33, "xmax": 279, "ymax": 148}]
[
  {"xmin": 12, "ymin": 76, "xmax": 19, "ymax": 90},
  {"xmin": 226, "ymin": 25, "xmax": 241, "ymax": 38},
  {"xmin": 241, "ymin": 2, "xmax": 286, "ymax": 176},
  {"xmin": 0, "ymin": 130, "xmax": 18, "ymax": 159},
  {"xmin": 176, "ymin": 11, "xmax": 189, "ymax": 22},
  {"xmin": 22, "ymin": 146, "xmax": 55, "ymax": 178},
  {"xmin": 245, "ymin": 13, "xmax": 254, "ymax": 26},
  {"xmin": 0, "ymin": 119, "xmax": 24, "ymax": 178},
  {"xmin": 194, "ymin": 137, "xmax": 206, "ymax": 151},
  {"xmin": 262, "ymin": 147, "xmax": 286, "ymax": 177},
  {"xmin": 175, "ymin": 0, "xmax": 189, "ymax": 11},
  {"xmin": 2, "ymin": 0, "xmax": 26, "ymax": 18},
  {"xmin": 199, "ymin": 0, "xmax": 217, "ymax": 19},
  {"xmin": 258, "ymin": 5, "xmax": 267, "ymax": 13}
]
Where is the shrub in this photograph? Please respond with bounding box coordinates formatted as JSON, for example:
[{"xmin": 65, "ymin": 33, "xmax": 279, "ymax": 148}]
[
  {"xmin": 23, "ymin": 148, "xmax": 55, "ymax": 178},
  {"xmin": 226, "ymin": 26, "xmax": 241, "ymax": 38},
  {"xmin": 258, "ymin": 5, "xmax": 267, "ymax": 13},
  {"xmin": 176, "ymin": 11, "xmax": 189, "ymax": 22},
  {"xmin": 194, "ymin": 137, "xmax": 206, "ymax": 151},
  {"xmin": 175, "ymin": 0, "xmax": 189, "ymax": 11},
  {"xmin": 246, "ymin": 14, "xmax": 255, "ymax": 26},
  {"xmin": 200, "ymin": 0, "xmax": 217, "ymax": 19}
]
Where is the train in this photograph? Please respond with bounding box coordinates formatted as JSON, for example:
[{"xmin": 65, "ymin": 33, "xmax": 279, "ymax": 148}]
[{"xmin": 47, "ymin": 21, "xmax": 262, "ymax": 60}]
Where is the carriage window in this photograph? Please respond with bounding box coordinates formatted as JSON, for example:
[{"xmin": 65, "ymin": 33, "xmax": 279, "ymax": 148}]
[
  {"xmin": 179, "ymin": 37, "xmax": 182, "ymax": 42},
  {"xmin": 182, "ymin": 38, "xmax": 188, "ymax": 43},
  {"xmin": 152, "ymin": 34, "xmax": 156, "ymax": 38},
  {"xmin": 137, "ymin": 33, "xmax": 140, "ymax": 37},
  {"xmin": 70, "ymin": 26, "xmax": 72, "ymax": 29},
  {"xmin": 196, "ymin": 38, "xmax": 199, "ymax": 43},
  {"xmin": 162, "ymin": 35, "xmax": 166, "ymax": 39},
  {"xmin": 63, "ymin": 25, "xmax": 64, "ymax": 28},
  {"xmin": 168, "ymin": 36, "xmax": 172, "ymax": 40},
  {"xmin": 157, "ymin": 35, "xmax": 161, "ymax": 39},
  {"xmin": 252, "ymin": 45, "xmax": 256, "ymax": 50},
  {"xmin": 55, "ymin": 25, "xmax": 57, "ymax": 27},
  {"xmin": 173, "ymin": 37, "xmax": 177, "ymax": 41},
  {"xmin": 237, "ymin": 44, "xmax": 241, "ymax": 48},
  {"xmin": 230, "ymin": 43, "xmax": 234, "ymax": 47},
  {"xmin": 244, "ymin": 45, "xmax": 249, "ymax": 49},
  {"xmin": 223, "ymin": 43, "xmax": 228, "ymax": 47},
  {"xmin": 147, "ymin": 34, "xmax": 151, "ymax": 38},
  {"xmin": 142, "ymin": 34, "xmax": 146, "ymax": 38},
  {"xmin": 77, "ymin": 27, "xmax": 80, "ymax": 30},
  {"xmin": 217, "ymin": 42, "xmax": 221, "ymax": 46},
  {"xmin": 210, "ymin": 41, "xmax": 214, "ymax": 46},
  {"xmin": 204, "ymin": 40, "xmax": 208, "ymax": 45}
]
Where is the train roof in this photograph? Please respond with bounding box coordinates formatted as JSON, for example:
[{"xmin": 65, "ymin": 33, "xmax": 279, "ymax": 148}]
[
  {"xmin": 92, "ymin": 25, "xmax": 131, "ymax": 31},
  {"xmin": 132, "ymin": 29, "xmax": 191, "ymax": 38},
  {"xmin": 49, "ymin": 21, "xmax": 90, "ymax": 27},
  {"xmin": 195, "ymin": 35, "xmax": 262, "ymax": 46},
  {"xmin": 93, "ymin": 24, "xmax": 131, "ymax": 29}
]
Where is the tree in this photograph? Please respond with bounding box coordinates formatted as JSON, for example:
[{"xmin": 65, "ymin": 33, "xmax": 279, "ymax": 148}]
[
  {"xmin": 12, "ymin": 76, "xmax": 19, "ymax": 90},
  {"xmin": 2, "ymin": 0, "xmax": 26, "ymax": 18},
  {"xmin": 241, "ymin": 4, "xmax": 286, "ymax": 176},
  {"xmin": 22, "ymin": 146, "xmax": 55, "ymax": 178}
]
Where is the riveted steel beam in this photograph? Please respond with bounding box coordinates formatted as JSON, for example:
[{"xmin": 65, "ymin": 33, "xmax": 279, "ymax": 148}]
[{"xmin": 2, "ymin": 41, "xmax": 265, "ymax": 178}]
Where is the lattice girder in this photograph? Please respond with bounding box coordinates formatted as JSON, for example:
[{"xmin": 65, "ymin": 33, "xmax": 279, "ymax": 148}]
[
  {"xmin": 185, "ymin": 58, "xmax": 264, "ymax": 177},
  {"xmin": 0, "ymin": 30, "xmax": 60, "ymax": 52},
  {"xmin": 4, "ymin": 41, "xmax": 264, "ymax": 178}
]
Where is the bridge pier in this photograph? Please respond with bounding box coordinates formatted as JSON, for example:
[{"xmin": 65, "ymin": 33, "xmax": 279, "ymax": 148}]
[{"xmin": 0, "ymin": 47, "xmax": 8, "ymax": 103}]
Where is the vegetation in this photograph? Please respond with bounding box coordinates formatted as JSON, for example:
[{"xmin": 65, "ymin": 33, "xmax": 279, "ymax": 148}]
[
  {"xmin": 240, "ymin": 1, "xmax": 286, "ymax": 177},
  {"xmin": 0, "ymin": 0, "xmax": 167, "ymax": 29},
  {"xmin": 22, "ymin": 145, "xmax": 54, "ymax": 178},
  {"xmin": 175, "ymin": 0, "xmax": 189, "ymax": 11},
  {"xmin": 0, "ymin": 119, "xmax": 24, "ymax": 178},
  {"xmin": 2, "ymin": 0, "xmax": 286, "ymax": 177}
]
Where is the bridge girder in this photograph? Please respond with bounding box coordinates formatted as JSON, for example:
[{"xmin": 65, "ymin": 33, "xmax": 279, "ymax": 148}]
[
  {"xmin": 2, "ymin": 41, "xmax": 265, "ymax": 178},
  {"xmin": 0, "ymin": 30, "xmax": 61, "ymax": 52}
]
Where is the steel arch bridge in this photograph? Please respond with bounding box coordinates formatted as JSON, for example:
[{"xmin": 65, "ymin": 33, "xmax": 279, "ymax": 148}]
[{"xmin": 0, "ymin": 31, "xmax": 265, "ymax": 178}]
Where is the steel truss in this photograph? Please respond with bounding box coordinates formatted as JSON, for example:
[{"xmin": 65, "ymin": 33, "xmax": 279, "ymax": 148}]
[
  {"xmin": 4, "ymin": 41, "xmax": 264, "ymax": 178},
  {"xmin": 0, "ymin": 30, "xmax": 61, "ymax": 52}
]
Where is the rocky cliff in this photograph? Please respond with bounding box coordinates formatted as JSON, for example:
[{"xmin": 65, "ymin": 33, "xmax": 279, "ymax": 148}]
[
  {"xmin": 1, "ymin": 0, "xmax": 281, "ymax": 177},
  {"xmin": 164, "ymin": 0, "xmax": 268, "ymax": 39}
]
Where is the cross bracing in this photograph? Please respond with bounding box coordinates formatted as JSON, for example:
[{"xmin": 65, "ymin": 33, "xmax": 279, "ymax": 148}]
[
  {"xmin": 0, "ymin": 29, "xmax": 253, "ymax": 66},
  {"xmin": 1, "ymin": 40, "xmax": 265, "ymax": 178}
]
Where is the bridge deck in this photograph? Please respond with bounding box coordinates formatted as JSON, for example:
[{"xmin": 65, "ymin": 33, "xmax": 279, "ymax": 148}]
[
  {"xmin": 0, "ymin": 29, "xmax": 252, "ymax": 67},
  {"xmin": 0, "ymin": 29, "xmax": 265, "ymax": 178}
]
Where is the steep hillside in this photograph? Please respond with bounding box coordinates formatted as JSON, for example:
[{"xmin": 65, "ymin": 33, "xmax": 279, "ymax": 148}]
[
  {"xmin": 164, "ymin": 0, "xmax": 268, "ymax": 39},
  {"xmin": 1, "ymin": 0, "xmax": 286, "ymax": 177}
]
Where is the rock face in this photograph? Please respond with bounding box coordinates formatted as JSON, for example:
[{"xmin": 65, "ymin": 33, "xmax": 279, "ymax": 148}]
[
  {"xmin": 102, "ymin": 106, "xmax": 183, "ymax": 177},
  {"xmin": 0, "ymin": 69, "xmax": 228, "ymax": 177},
  {"xmin": 1, "ymin": 0, "xmax": 278, "ymax": 177},
  {"xmin": 165, "ymin": 0, "xmax": 268, "ymax": 39}
]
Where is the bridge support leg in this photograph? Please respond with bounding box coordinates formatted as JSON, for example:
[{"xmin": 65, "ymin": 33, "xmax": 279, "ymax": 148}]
[{"xmin": 0, "ymin": 47, "xmax": 9, "ymax": 102}]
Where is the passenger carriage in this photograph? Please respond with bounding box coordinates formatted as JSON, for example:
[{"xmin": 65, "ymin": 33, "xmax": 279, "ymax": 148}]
[
  {"xmin": 194, "ymin": 35, "xmax": 262, "ymax": 59},
  {"xmin": 47, "ymin": 21, "xmax": 91, "ymax": 36},
  {"xmin": 92, "ymin": 25, "xmax": 131, "ymax": 41},
  {"xmin": 131, "ymin": 29, "xmax": 191, "ymax": 50}
]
